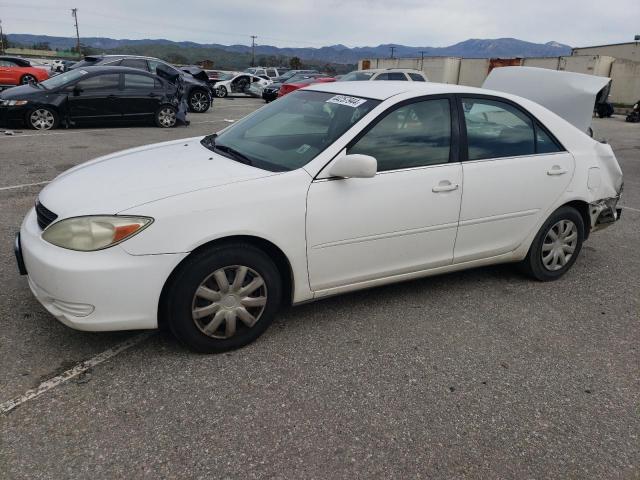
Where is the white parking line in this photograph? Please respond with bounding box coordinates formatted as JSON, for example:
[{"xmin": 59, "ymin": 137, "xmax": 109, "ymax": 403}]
[
  {"xmin": 0, "ymin": 181, "xmax": 51, "ymax": 192},
  {"xmin": 0, "ymin": 332, "xmax": 153, "ymax": 415},
  {"xmin": 0, "ymin": 128, "xmax": 117, "ymax": 139},
  {"xmin": 621, "ymin": 205, "xmax": 640, "ymax": 213}
]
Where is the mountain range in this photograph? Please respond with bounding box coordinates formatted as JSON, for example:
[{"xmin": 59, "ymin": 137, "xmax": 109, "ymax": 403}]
[{"xmin": 7, "ymin": 34, "xmax": 572, "ymax": 65}]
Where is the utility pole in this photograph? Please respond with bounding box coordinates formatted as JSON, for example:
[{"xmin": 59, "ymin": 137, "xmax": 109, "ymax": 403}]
[
  {"xmin": 71, "ymin": 8, "xmax": 81, "ymax": 59},
  {"xmin": 250, "ymin": 35, "xmax": 257, "ymax": 67},
  {"xmin": 0, "ymin": 19, "xmax": 5, "ymax": 55},
  {"xmin": 389, "ymin": 46, "xmax": 396, "ymax": 59},
  {"xmin": 419, "ymin": 50, "xmax": 426, "ymax": 71}
]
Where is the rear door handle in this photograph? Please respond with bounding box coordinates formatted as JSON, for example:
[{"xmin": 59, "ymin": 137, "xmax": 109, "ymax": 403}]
[
  {"xmin": 432, "ymin": 181, "xmax": 459, "ymax": 193},
  {"xmin": 547, "ymin": 165, "xmax": 568, "ymax": 176}
]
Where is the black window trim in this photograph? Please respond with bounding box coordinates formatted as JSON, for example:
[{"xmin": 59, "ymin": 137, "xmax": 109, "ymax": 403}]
[
  {"xmin": 455, "ymin": 93, "xmax": 566, "ymax": 163},
  {"xmin": 345, "ymin": 93, "xmax": 461, "ymax": 170}
]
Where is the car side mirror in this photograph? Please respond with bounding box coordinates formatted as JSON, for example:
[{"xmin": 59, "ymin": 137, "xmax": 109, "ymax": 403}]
[
  {"xmin": 328, "ymin": 153, "xmax": 377, "ymax": 178},
  {"xmin": 72, "ymin": 85, "xmax": 83, "ymax": 96}
]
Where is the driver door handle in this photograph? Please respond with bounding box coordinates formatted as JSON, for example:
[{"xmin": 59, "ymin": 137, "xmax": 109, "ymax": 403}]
[{"xmin": 432, "ymin": 181, "xmax": 459, "ymax": 193}]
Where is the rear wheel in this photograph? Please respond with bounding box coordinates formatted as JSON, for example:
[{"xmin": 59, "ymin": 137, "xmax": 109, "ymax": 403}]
[
  {"xmin": 165, "ymin": 244, "xmax": 282, "ymax": 353},
  {"xmin": 20, "ymin": 74, "xmax": 37, "ymax": 85},
  {"xmin": 188, "ymin": 90, "xmax": 211, "ymax": 113},
  {"xmin": 520, "ymin": 206, "xmax": 584, "ymax": 281},
  {"xmin": 27, "ymin": 107, "xmax": 58, "ymax": 130},
  {"xmin": 155, "ymin": 105, "xmax": 177, "ymax": 128}
]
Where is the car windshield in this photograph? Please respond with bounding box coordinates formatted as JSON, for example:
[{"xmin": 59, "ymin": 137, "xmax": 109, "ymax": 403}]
[
  {"xmin": 203, "ymin": 90, "xmax": 380, "ymax": 172},
  {"xmin": 340, "ymin": 71, "xmax": 376, "ymax": 81},
  {"xmin": 40, "ymin": 69, "xmax": 89, "ymax": 89}
]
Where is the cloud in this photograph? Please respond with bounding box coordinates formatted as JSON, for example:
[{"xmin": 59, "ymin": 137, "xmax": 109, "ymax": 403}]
[{"xmin": 3, "ymin": 0, "xmax": 639, "ymax": 48}]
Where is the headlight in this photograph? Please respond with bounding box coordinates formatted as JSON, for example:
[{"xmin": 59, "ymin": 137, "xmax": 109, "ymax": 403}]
[
  {"xmin": 42, "ymin": 216, "xmax": 153, "ymax": 251},
  {"xmin": 0, "ymin": 100, "xmax": 28, "ymax": 106}
]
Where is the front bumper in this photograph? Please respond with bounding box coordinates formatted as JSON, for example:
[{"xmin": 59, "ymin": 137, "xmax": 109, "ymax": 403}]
[
  {"xmin": 19, "ymin": 208, "xmax": 188, "ymax": 331},
  {"xmin": 0, "ymin": 105, "xmax": 28, "ymax": 128}
]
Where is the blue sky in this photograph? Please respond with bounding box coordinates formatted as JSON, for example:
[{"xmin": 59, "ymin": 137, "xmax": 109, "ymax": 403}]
[{"xmin": 1, "ymin": 0, "xmax": 638, "ymax": 48}]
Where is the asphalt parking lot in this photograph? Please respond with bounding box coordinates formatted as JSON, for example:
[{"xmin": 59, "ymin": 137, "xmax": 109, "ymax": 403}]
[{"xmin": 1, "ymin": 98, "xmax": 638, "ymax": 479}]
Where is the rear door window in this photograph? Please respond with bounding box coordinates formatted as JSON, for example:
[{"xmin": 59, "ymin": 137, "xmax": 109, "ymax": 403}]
[
  {"xmin": 124, "ymin": 74, "xmax": 155, "ymax": 89},
  {"xmin": 120, "ymin": 58, "xmax": 149, "ymax": 71},
  {"xmin": 462, "ymin": 97, "xmax": 535, "ymax": 160},
  {"xmin": 535, "ymin": 122, "xmax": 563, "ymax": 154}
]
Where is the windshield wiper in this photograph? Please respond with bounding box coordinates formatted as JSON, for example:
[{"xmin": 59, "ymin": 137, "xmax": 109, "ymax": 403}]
[
  {"xmin": 200, "ymin": 134, "xmax": 253, "ymax": 165},
  {"xmin": 214, "ymin": 144, "xmax": 254, "ymax": 166}
]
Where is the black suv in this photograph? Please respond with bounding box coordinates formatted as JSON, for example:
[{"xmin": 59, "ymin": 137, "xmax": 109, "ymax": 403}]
[{"xmin": 70, "ymin": 55, "xmax": 212, "ymax": 113}]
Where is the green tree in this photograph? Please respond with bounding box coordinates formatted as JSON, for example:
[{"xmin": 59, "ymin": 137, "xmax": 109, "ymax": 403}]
[{"xmin": 289, "ymin": 56, "xmax": 302, "ymax": 69}]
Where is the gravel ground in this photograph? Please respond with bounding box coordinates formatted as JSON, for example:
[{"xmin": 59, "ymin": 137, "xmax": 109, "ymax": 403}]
[{"xmin": 0, "ymin": 100, "xmax": 638, "ymax": 479}]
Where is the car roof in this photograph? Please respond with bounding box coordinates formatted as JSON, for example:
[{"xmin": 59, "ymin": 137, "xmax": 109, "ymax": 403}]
[
  {"xmin": 87, "ymin": 54, "xmax": 165, "ymax": 62},
  {"xmin": 73, "ymin": 65, "xmax": 159, "ymax": 75},
  {"xmin": 305, "ymin": 80, "xmax": 493, "ymax": 100},
  {"xmin": 360, "ymin": 68, "xmax": 425, "ymax": 74}
]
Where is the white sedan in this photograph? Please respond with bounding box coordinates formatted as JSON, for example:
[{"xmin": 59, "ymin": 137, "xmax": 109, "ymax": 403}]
[
  {"xmin": 214, "ymin": 72, "xmax": 271, "ymax": 98},
  {"xmin": 16, "ymin": 72, "xmax": 623, "ymax": 353}
]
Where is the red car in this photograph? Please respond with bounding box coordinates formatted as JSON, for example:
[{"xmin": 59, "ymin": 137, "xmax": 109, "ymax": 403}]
[
  {"xmin": 278, "ymin": 77, "xmax": 336, "ymax": 97},
  {"xmin": 0, "ymin": 56, "xmax": 50, "ymax": 88}
]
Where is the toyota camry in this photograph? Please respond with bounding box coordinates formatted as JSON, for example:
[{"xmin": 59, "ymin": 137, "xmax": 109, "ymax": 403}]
[{"xmin": 15, "ymin": 69, "xmax": 623, "ymax": 353}]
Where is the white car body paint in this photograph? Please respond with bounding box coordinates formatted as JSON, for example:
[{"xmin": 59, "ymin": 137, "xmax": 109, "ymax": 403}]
[
  {"xmin": 19, "ymin": 80, "xmax": 623, "ymax": 332},
  {"xmin": 215, "ymin": 73, "xmax": 271, "ymax": 96},
  {"xmin": 482, "ymin": 66, "xmax": 610, "ymax": 133}
]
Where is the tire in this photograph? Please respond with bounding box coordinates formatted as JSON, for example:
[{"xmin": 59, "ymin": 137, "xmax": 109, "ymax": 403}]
[
  {"xmin": 188, "ymin": 89, "xmax": 211, "ymax": 113},
  {"xmin": 27, "ymin": 107, "xmax": 59, "ymax": 130},
  {"xmin": 216, "ymin": 85, "xmax": 228, "ymax": 98},
  {"xmin": 20, "ymin": 74, "xmax": 37, "ymax": 85},
  {"xmin": 520, "ymin": 206, "xmax": 585, "ymax": 281},
  {"xmin": 155, "ymin": 105, "xmax": 177, "ymax": 128},
  {"xmin": 165, "ymin": 243, "xmax": 283, "ymax": 353}
]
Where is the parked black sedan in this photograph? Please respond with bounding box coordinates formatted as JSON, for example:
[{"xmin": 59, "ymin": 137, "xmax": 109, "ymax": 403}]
[
  {"xmin": 0, "ymin": 66, "xmax": 180, "ymax": 130},
  {"xmin": 70, "ymin": 55, "xmax": 213, "ymax": 113}
]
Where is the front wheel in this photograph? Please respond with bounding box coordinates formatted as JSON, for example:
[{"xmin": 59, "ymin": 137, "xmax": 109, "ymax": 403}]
[
  {"xmin": 27, "ymin": 107, "xmax": 58, "ymax": 130},
  {"xmin": 520, "ymin": 206, "xmax": 584, "ymax": 281},
  {"xmin": 215, "ymin": 85, "xmax": 228, "ymax": 98},
  {"xmin": 155, "ymin": 105, "xmax": 177, "ymax": 128},
  {"xmin": 165, "ymin": 244, "xmax": 282, "ymax": 353},
  {"xmin": 188, "ymin": 90, "xmax": 211, "ymax": 113}
]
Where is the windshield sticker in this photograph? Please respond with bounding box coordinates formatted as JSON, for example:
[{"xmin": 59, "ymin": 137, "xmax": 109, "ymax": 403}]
[
  {"xmin": 326, "ymin": 95, "xmax": 367, "ymax": 108},
  {"xmin": 296, "ymin": 144, "xmax": 311, "ymax": 154}
]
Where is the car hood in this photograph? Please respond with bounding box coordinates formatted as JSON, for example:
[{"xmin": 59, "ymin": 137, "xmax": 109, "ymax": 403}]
[
  {"xmin": 39, "ymin": 137, "xmax": 277, "ymax": 218},
  {"xmin": 483, "ymin": 67, "xmax": 610, "ymax": 133},
  {"xmin": 0, "ymin": 84, "xmax": 42, "ymax": 99}
]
